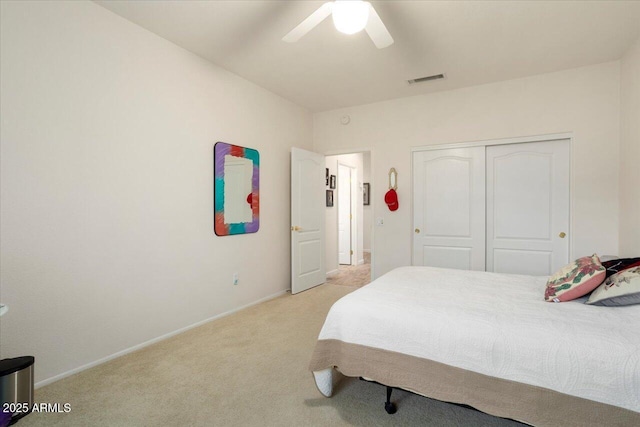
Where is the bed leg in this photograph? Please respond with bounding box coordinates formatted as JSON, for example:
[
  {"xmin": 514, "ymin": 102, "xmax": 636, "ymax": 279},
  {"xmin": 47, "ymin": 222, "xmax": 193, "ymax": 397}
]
[{"xmin": 384, "ymin": 386, "xmax": 397, "ymax": 414}]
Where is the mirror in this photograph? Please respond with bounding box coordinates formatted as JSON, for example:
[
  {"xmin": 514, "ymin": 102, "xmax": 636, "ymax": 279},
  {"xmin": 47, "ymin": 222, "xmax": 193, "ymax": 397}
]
[
  {"xmin": 388, "ymin": 167, "xmax": 397, "ymax": 190},
  {"xmin": 224, "ymin": 155, "xmax": 253, "ymax": 223},
  {"xmin": 214, "ymin": 142, "xmax": 259, "ymax": 236}
]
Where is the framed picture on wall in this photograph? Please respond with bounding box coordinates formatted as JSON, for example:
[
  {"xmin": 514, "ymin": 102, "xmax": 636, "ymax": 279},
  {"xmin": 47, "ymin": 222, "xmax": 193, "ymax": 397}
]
[
  {"xmin": 330, "ymin": 175, "xmax": 336, "ymax": 189},
  {"xmin": 363, "ymin": 183, "xmax": 370, "ymax": 205},
  {"xmin": 326, "ymin": 190, "xmax": 334, "ymax": 207},
  {"xmin": 326, "ymin": 168, "xmax": 329, "ymax": 186}
]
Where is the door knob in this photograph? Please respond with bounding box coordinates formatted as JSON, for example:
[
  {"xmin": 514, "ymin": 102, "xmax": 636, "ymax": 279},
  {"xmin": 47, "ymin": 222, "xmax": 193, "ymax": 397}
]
[
  {"xmin": 415, "ymin": 228, "xmax": 420, "ymax": 234},
  {"xmin": 559, "ymin": 232, "xmax": 566, "ymax": 238},
  {"xmin": 291, "ymin": 226, "xmax": 302, "ymax": 231}
]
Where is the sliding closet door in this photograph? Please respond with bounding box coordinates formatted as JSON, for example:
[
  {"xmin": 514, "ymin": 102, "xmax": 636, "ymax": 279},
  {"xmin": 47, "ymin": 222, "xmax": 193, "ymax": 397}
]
[
  {"xmin": 413, "ymin": 147, "xmax": 486, "ymax": 270},
  {"xmin": 486, "ymin": 140, "xmax": 570, "ymax": 275}
]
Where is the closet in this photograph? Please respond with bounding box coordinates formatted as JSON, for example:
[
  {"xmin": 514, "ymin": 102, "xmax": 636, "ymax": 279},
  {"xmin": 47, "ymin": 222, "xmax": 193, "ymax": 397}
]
[{"xmin": 412, "ymin": 138, "xmax": 570, "ymax": 276}]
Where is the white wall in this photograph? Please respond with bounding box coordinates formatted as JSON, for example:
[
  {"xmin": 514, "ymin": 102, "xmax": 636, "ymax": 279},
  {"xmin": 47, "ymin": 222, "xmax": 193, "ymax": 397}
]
[
  {"xmin": 325, "ymin": 153, "xmax": 364, "ymax": 274},
  {"xmin": 314, "ymin": 62, "xmax": 621, "ymax": 278},
  {"xmin": 619, "ymin": 37, "xmax": 640, "ymax": 257},
  {"xmin": 0, "ymin": 1, "xmax": 312, "ymax": 384}
]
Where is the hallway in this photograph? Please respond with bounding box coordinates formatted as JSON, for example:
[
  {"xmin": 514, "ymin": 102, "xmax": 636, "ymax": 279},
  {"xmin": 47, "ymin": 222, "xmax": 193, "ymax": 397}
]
[{"xmin": 326, "ymin": 252, "xmax": 371, "ymax": 288}]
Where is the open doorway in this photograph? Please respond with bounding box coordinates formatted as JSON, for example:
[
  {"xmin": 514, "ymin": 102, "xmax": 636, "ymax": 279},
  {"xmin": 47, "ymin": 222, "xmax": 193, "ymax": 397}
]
[{"xmin": 324, "ymin": 151, "xmax": 372, "ymax": 288}]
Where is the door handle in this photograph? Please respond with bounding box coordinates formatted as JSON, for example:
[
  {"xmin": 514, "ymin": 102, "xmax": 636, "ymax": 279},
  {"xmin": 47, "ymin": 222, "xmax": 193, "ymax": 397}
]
[
  {"xmin": 415, "ymin": 228, "xmax": 420, "ymax": 234},
  {"xmin": 291, "ymin": 226, "xmax": 302, "ymax": 231},
  {"xmin": 558, "ymin": 232, "xmax": 566, "ymax": 238}
]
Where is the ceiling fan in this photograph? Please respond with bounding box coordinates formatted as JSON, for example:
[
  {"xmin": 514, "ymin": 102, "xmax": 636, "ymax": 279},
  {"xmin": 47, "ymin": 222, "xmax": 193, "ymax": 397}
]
[{"xmin": 283, "ymin": 1, "xmax": 394, "ymax": 49}]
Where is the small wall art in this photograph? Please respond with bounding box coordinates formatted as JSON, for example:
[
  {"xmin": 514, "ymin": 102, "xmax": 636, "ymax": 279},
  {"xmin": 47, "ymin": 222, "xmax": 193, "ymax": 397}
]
[
  {"xmin": 363, "ymin": 183, "xmax": 370, "ymax": 205},
  {"xmin": 329, "ymin": 175, "xmax": 336, "ymax": 189},
  {"xmin": 326, "ymin": 190, "xmax": 334, "ymax": 207}
]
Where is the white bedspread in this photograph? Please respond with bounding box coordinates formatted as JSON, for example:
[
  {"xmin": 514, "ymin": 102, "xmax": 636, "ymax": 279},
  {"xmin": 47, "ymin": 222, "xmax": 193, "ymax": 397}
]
[{"xmin": 317, "ymin": 266, "xmax": 640, "ymax": 412}]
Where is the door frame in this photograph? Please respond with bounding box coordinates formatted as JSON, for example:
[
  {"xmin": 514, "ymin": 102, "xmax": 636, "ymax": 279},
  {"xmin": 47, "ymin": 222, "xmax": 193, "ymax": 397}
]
[
  {"xmin": 411, "ymin": 132, "xmax": 574, "ymax": 262},
  {"xmin": 323, "ymin": 148, "xmax": 375, "ymax": 279}
]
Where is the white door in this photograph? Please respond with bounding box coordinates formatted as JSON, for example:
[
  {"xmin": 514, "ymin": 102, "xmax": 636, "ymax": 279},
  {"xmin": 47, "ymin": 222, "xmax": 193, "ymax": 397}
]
[
  {"xmin": 291, "ymin": 147, "xmax": 326, "ymax": 294},
  {"xmin": 486, "ymin": 140, "xmax": 570, "ymax": 275},
  {"xmin": 338, "ymin": 164, "xmax": 352, "ymax": 265},
  {"xmin": 413, "ymin": 147, "xmax": 486, "ymax": 270}
]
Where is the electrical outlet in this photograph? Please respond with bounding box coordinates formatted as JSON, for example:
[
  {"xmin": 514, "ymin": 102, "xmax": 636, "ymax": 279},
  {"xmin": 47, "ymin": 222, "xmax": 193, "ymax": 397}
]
[{"xmin": 233, "ymin": 273, "xmax": 238, "ymax": 285}]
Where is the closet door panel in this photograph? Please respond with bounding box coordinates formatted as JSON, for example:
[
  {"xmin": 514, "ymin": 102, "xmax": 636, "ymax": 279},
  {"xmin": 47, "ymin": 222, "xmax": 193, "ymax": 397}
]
[
  {"xmin": 413, "ymin": 147, "xmax": 485, "ymax": 270},
  {"xmin": 493, "ymin": 249, "xmax": 552, "ymax": 276},
  {"xmin": 422, "ymin": 246, "xmax": 472, "ymax": 270},
  {"xmin": 492, "ymin": 153, "xmax": 551, "ymax": 240},
  {"xmin": 486, "ymin": 140, "xmax": 570, "ymax": 275},
  {"xmin": 423, "ymin": 157, "xmax": 472, "ymax": 237}
]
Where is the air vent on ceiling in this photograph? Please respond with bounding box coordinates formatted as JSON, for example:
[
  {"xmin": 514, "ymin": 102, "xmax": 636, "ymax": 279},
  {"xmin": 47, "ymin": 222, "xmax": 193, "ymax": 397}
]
[{"xmin": 407, "ymin": 73, "xmax": 446, "ymax": 85}]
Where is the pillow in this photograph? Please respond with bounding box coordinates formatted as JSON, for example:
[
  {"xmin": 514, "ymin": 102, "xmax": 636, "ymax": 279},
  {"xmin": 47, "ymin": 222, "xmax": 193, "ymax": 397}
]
[
  {"xmin": 586, "ymin": 267, "xmax": 640, "ymax": 306},
  {"xmin": 544, "ymin": 254, "xmax": 606, "ymax": 302},
  {"xmin": 602, "ymin": 257, "xmax": 640, "ymax": 279}
]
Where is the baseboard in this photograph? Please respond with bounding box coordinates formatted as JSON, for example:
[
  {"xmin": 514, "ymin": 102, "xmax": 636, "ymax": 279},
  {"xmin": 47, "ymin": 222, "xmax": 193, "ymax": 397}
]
[
  {"xmin": 326, "ymin": 269, "xmax": 339, "ymax": 277},
  {"xmin": 34, "ymin": 289, "xmax": 288, "ymax": 389}
]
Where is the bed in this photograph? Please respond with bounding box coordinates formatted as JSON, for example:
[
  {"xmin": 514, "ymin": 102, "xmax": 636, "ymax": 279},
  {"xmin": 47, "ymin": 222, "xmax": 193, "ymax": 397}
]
[{"xmin": 309, "ymin": 266, "xmax": 640, "ymax": 427}]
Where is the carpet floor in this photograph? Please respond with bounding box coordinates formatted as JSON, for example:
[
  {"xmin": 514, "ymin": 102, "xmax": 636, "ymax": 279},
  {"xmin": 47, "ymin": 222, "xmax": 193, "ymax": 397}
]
[
  {"xmin": 20, "ymin": 283, "xmax": 525, "ymax": 426},
  {"xmin": 326, "ymin": 252, "xmax": 371, "ymax": 288}
]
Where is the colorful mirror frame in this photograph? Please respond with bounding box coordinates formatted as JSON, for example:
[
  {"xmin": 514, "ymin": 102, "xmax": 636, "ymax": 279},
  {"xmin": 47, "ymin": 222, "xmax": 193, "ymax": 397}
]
[{"xmin": 214, "ymin": 142, "xmax": 260, "ymax": 236}]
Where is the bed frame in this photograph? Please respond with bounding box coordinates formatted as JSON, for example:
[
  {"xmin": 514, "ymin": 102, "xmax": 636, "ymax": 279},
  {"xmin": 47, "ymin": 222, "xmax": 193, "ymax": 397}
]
[{"xmin": 309, "ymin": 266, "xmax": 640, "ymax": 426}]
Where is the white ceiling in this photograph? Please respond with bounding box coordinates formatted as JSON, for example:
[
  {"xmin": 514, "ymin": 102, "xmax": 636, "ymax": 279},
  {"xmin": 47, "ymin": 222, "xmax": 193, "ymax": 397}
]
[{"xmin": 95, "ymin": 1, "xmax": 640, "ymax": 112}]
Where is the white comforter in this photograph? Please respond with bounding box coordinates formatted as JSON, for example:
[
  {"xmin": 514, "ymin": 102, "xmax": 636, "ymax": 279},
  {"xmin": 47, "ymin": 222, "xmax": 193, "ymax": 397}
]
[{"xmin": 316, "ymin": 266, "xmax": 640, "ymax": 412}]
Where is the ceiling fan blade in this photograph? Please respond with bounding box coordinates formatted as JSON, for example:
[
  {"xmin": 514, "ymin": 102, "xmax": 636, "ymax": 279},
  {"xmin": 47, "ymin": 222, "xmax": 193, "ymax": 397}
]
[
  {"xmin": 365, "ymin": 5, "xmax": 394, "ymax": 49},
  {"xmin": 283, "ymin": 2, "xmax": 333, "ymax": 43}
]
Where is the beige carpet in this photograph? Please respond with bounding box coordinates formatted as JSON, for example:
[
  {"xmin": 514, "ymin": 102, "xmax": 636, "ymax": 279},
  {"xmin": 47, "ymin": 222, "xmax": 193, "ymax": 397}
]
[
  {"xmin": 20, "ymin": 283, "xmax": 524, "ymax": 427},
  {"xmin": 326, "ymin": 252, "xmax": 371, "ymax": 288}
]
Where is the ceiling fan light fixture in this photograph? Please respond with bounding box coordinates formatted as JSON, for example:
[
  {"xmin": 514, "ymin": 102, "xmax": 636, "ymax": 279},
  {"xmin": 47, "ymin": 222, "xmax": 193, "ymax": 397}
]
[
  {"xmin": 282, "ymin": 0, "xmax": 392, "ymax": 49},
  {"xmin": 332, "ymin": 1, "xmax": 370, "ymax": 35}
]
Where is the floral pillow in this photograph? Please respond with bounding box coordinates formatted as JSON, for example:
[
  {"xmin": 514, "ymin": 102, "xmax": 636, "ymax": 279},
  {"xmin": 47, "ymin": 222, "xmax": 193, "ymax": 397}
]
[
  {"xmin": 586, "ymin": 267, "xmax": 640, "ymax": 306},
  {"xmin": 544, "ymin": 254, "xmax": 606, "ymax": 302}
]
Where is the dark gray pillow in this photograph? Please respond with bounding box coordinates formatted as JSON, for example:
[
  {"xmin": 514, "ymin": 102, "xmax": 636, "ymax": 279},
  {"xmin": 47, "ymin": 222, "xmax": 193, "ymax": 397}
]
[{"xmin": 602, "ymin": 257, "xmax": 640, "ymax": 279}]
